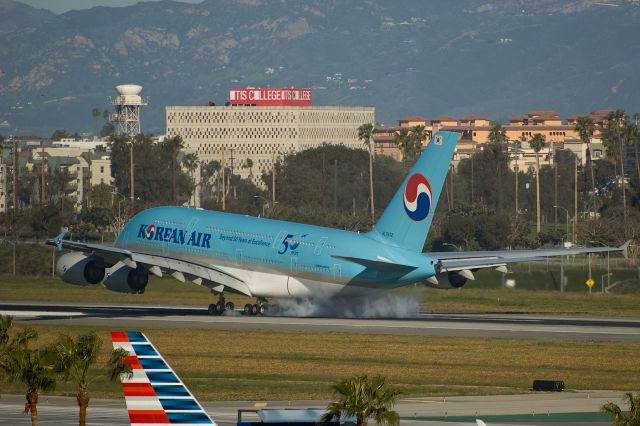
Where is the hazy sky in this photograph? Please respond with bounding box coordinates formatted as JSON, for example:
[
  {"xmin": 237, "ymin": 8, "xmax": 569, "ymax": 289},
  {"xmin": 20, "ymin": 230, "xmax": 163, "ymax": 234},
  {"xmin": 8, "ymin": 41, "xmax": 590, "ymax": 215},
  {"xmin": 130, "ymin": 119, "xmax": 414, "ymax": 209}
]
[{"xmin": 19, "ymin": 0, "xmax": 202, "ymax": 14}]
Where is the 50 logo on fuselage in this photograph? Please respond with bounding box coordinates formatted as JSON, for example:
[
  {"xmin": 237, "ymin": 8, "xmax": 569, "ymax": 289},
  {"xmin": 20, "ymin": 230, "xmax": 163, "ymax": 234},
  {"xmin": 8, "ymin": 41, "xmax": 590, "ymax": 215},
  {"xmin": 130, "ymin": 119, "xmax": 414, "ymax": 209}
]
[
  {"xmin": 403, "ymin": 173, "xmax": 432, "ymax": 221},
  {"xmin": 278, "ymin": 233, "xmax": 308, "ymax": 254},
  {"xmin": 137, "ymin": 224, "xmax": 212, "ymax": 248}
]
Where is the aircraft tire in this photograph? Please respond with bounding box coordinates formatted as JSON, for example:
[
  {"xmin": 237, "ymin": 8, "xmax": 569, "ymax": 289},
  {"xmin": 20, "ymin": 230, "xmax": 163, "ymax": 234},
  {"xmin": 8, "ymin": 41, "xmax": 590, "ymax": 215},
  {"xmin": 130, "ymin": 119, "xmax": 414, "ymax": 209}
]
[
  {"xmin": 258, "ymin": 304, "xmax": 266, "ymax": 316},
  {"xmin": 207, "ymin": 304, "xmax": 216, "ymax": 315},
  {"xmin": 244, "ymin": 304, "xmax": 252, "ymax": 315},
  {"xmin": 215, "ymin": 301, "xmax": 225, "ymax": 315},
  {"xmin": 250, "ymin": 304, "xmax": 260, "ymax": 316},
  {"xmin": 225, "ymin": 302, "xmax": 235, "ymax": 313}
]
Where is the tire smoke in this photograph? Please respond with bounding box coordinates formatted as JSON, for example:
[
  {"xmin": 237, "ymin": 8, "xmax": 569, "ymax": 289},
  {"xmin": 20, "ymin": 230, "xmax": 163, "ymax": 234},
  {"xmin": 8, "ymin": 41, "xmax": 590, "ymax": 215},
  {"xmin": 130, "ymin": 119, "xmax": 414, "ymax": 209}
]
[{"xmin": 272, "ymin": 289, "xmax": 421, "ymax": 318}]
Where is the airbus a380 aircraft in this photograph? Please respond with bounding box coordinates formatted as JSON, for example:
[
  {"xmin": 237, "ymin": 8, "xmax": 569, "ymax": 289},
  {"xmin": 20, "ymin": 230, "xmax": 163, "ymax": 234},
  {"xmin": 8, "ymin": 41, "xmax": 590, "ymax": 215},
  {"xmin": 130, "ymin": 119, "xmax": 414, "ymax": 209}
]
[{"xmin": 48, "ymin": 131, "xmax": 627, "ymax": 316}]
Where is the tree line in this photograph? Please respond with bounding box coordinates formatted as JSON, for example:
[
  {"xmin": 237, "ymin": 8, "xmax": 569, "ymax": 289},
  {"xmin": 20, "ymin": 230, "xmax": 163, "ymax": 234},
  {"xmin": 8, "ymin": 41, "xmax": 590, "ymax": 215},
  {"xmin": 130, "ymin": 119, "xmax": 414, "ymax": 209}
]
[{"xmin": 1, "ymin": 109, "xmax": 639, "ymax": 257}]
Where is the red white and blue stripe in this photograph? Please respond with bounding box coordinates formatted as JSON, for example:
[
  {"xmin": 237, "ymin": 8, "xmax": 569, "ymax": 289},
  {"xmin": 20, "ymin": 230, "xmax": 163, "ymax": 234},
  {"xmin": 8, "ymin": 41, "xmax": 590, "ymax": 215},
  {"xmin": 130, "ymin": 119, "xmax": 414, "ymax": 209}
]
[{"xmin": 111, "ymin": 331, "xmax": 216, "ymax": 426}]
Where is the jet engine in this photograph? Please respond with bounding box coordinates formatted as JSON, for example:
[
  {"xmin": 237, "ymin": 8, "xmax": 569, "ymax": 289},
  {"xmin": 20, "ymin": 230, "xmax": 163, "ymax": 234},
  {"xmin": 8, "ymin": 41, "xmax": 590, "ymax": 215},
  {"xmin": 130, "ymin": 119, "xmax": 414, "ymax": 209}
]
[
  {"xmin": 103, "ymin": 261, "xmax": 149, "ymax": 294},
  {"xmin": 424, "ymin": 270, "xmax": 473, "ymax": 289},
  {"xmin": 56, "ymin": 252, "xmax": 105, "ymax": 286}
]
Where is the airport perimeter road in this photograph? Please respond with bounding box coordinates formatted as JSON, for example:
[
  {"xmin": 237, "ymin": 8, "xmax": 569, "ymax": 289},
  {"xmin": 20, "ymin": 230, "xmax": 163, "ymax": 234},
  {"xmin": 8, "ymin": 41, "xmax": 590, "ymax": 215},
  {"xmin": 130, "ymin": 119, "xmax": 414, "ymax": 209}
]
[
  {"xmin": 0, "ymin": 391, "xmax": 625, "ymax": 425},
  {"xmin": 2, "ymin": 302, "xmax": 640, "ymax": 341}
]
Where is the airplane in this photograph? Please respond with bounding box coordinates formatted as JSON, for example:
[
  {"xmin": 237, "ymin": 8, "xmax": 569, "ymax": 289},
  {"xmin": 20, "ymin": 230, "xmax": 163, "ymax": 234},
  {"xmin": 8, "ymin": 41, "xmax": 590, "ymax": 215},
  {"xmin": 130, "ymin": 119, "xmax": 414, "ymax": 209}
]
[
  {"xmin": 111, "ymin": 330, "xmax": 217, "ymax": 425},
  {"xmin": 48, "ymin": 131, "xmax": 628, "ymax": 317}
]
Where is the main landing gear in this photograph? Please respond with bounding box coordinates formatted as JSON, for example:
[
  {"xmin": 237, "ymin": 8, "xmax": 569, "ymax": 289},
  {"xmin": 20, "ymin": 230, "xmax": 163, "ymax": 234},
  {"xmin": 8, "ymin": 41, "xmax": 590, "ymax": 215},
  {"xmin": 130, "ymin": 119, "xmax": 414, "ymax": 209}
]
[
  {"xmin": 207, "ymin": 293, "xmax": 234, "ymax": 316},
  {"xmin": 244, "ymin": 297, "xmax": 269, "ymax": 316}
]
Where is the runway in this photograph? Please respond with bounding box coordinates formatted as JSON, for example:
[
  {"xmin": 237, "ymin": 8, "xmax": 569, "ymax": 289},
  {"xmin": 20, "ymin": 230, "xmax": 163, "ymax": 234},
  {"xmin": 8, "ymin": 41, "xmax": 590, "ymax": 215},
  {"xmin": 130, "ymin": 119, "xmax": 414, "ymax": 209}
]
[{"xmin": 2, "ymin": 302, "xmax": 639, "ymax": 341}]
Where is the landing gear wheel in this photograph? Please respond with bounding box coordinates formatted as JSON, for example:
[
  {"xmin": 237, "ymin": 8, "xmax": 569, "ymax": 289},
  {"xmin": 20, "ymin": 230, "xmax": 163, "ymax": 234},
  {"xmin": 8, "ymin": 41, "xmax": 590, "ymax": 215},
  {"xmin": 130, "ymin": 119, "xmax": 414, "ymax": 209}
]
[
  {"xmin": 225, "ymin": 302, "xmax": 235, "ymax": 313},
  {"xmin": 244, "ymin": 304, "xmax": 252, "ymax": 315},
  {"xmin": 215, "ymin": 301, "xmax": 225, "ymax": 315},
  {"xmin": 258, "ymin": 304, "xmax": 266, "ymax": 316},
  {"xmin": 250, "ymin": 304, "xmax": 260, "ymax": 316},
  {"xmin": 207, "ymin": 304, "xmax": 216, "ymax": 315}
]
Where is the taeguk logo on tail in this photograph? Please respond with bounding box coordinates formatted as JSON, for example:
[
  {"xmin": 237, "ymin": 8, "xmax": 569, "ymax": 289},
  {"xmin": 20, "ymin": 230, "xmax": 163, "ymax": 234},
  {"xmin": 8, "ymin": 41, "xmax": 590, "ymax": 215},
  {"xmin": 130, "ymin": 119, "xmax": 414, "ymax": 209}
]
[{"xmin": 403, "ymin": 173, "xmax": 432, "ymax": 221}]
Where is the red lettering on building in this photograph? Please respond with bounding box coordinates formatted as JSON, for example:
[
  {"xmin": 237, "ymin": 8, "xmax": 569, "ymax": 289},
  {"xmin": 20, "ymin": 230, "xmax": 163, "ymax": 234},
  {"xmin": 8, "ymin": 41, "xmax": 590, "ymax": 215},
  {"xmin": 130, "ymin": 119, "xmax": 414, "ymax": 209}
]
[{"xmin": 229, "ymin": 88, "xmax": 313, "ymax": 106}]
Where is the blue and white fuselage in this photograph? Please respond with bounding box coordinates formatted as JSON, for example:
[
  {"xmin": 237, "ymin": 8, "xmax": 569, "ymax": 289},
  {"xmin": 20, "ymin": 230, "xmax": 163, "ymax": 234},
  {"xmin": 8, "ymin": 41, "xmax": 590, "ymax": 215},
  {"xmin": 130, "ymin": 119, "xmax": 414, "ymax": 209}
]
[{"xmin": 116, "ymin": 206, "xmax": 439, "ymax": 299}]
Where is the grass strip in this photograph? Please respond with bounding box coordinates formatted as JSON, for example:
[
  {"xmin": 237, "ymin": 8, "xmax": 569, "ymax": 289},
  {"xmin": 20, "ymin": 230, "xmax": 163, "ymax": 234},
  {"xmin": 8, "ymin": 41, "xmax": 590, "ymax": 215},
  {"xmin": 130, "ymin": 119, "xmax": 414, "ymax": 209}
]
[
  {"xmin": 2, "ymin": 275, "xmax": 640, "ymax": 317},
  {"xmin": 1, "ymin": 324, "xmax": 639, "ymax": 401}
]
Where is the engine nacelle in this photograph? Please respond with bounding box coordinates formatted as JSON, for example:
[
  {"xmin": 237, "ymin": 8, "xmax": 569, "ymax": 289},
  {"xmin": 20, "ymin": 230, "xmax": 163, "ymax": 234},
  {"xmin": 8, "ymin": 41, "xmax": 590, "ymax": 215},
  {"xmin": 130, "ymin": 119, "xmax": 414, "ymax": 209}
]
[
  {"xmin": 56, "ymin": 252, "xmax": 105, "ymax": 286},
  {"xmin": 103, "ymin": 262, "xmax": 149, "ymax": 294},
  {"xmin": 424, "ymin": 271, "xmax": 469, "ymax": 289}
]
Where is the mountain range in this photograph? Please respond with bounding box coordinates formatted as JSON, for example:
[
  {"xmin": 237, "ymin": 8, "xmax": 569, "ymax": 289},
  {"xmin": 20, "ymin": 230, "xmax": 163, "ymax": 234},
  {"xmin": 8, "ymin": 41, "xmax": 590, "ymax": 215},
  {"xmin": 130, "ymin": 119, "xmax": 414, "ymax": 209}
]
[{"xmin": 1, "ymin": 0, "xmax": 639, "ymax": 136}]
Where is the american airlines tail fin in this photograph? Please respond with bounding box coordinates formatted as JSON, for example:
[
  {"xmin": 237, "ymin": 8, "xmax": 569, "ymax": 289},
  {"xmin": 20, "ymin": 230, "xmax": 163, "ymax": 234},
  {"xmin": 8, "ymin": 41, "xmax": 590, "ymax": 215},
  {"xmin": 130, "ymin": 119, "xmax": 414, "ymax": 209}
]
[
  {"xmin": 111, "ymin": 331, "xmax": 217, "ymax": 426},
  {"xmin": 369, "ymin": 130, "xmax": 459, "ymax": 252}
]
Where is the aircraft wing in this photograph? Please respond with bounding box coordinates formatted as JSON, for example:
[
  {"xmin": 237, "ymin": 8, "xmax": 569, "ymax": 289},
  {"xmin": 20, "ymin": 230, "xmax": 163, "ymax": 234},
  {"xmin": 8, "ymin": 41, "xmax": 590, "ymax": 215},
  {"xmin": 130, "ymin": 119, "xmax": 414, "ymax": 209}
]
[
  {"xmin": 430, "ymin": 241, "xmax": 629, "ymax": 272},
  {"xmin": 111, "ymin": 331, "xmax": 217, "ymax": 426},
  {"xmin": 45, "ymin": 238, "xmax": 251, "ymax": 296}
]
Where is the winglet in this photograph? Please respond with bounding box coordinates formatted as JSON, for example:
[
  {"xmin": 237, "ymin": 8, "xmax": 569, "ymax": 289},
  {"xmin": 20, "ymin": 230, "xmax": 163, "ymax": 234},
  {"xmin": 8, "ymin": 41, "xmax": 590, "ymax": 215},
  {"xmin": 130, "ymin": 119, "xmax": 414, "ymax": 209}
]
[
  {"xmin": 54, "ymin": 227, "xmax": 69, "ymax": 251},
  {"xmin": 620, "ymin": 240, "xmax": 631, "ymax": 260}
]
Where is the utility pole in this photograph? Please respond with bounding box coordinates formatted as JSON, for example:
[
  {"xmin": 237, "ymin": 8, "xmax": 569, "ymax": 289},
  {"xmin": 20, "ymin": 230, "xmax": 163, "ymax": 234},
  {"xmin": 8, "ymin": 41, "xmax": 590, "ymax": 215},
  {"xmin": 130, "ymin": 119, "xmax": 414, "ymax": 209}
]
[
  {"xmin": 40, "ymin": 141, "xmax": 46, "ymax": 207},
  {"xmin": 333, "ymin": 159, "xmax": 338, "ymax": 211},
  {"xmin": 272, "ymin": 152, "xmax": 276, "ymax": 205},
  {"xmin": 574, "ymin": 156, "xmax": 578, "ymax": 245},
  {"xmin": 449, "ymin": 164, "xmax": 454, "ymax": 209},
  {"xmin": 553, "ymin": 143, "xmax": 558, "ymax": 229},
  {"xmin": 515, "ymin": 163, "xmax": 519, "ymax": 214},
  {"xmin": 221, "ymin": 150, "xmax": 226, "ymax": 211},
  {"xmin": 12, "ymin": 138, "xmax": 18, "ymax": 210},
  {"xmin": 471, "ymin": 153, "xmax": 475, "ymax": 203}
]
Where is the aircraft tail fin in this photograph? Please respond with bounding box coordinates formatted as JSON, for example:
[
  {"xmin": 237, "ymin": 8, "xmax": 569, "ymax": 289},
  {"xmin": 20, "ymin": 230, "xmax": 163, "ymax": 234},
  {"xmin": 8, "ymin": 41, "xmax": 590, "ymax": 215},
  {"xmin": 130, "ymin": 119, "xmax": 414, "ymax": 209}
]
[
  {"xmin": 111, "ymin": 331, "xmax": 217, "ymax": 426},
  {"xmin": 368, "ymin": 131, "xmax": 459, "ymax": 252}
]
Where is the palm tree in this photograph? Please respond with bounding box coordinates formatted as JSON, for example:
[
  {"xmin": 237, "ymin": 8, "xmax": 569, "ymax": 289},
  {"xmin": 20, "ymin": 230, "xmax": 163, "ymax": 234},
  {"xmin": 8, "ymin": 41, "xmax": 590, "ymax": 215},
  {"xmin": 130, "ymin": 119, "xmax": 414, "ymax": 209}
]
[
  {"xmin": 488, "ymin": 122, "xmax": 507, "ymax": 146},
  {"xmin": 54, "ymin": 332, "xmax": 131, "ymax": 426},
  {"xmin": 358, "ymin": 123, "xmax": 375, "ymax": 222},
  {"xmin": 182, "ymin": 152, "xmax": 199, "ymax": 207},
  {"xmin": 0, "ymin": 314, "xmax": 13, "ymax": 347},
  {"xmin": 201, "ymin": 160, "xmax": 221, "ymax": 204},
  {"xmin": 411, "ymin": 125, "xmax": 428, "ymax": 159},
  {"xmin": 575, "ymin": 116, "xmax": 597, "ymax": 211},
  {"xmin": 320, "ymin": 375, "xmax": 401, "ymax": 426},
  {"xmin": 603, "ymin": 110, "xmax": 628, "ymax": 228},
  {"xmin": 528, "ymin": 133, "xmax": 546, "ymax": 234},
  {"xmin": 394, "ymin": 128, "xmax": 411, "ymax": 168},
  {"xmin": 601, "ymin": 392, "xmax": 640, "ymax": 425},
  {"xmin": 0, "ymin": 328, "xmax": 57, "ymax": 426},
  {"xmin": 624, "ymin": 123, "xmax": 640, "ymax": 184},
  {"xmin": 91, "ymin": 108, "xmax": 100, "ymax": 136}
]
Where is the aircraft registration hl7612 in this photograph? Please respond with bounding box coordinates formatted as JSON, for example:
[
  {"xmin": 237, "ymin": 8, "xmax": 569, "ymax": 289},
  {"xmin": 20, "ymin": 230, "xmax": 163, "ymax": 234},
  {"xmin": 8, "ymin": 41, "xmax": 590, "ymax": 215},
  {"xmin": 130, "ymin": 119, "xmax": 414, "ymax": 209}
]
[{"xmin": 48, "ymin": 131, "xmax": 628, "ymax": 316}]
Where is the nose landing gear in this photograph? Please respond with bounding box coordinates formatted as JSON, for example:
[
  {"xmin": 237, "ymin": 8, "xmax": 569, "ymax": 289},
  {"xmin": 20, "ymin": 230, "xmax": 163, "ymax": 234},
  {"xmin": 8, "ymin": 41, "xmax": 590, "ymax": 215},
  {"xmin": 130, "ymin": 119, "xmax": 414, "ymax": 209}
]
[{"xmin": 207, "ymin": 293, "xmax": 234, "ymax": 316}]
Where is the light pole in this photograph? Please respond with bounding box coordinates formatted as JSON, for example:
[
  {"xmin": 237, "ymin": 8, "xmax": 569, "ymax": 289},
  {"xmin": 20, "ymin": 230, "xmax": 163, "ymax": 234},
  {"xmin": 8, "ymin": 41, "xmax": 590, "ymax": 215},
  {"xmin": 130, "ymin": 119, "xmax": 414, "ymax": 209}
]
[
  {"xmin": 601, "ymin": 272, "xmax": 613, "ymax": 294},
  {"xmin": 553, "ymin": 205, "xmax": 570, "ymax": 244},
  {"xmin": 443, "ymin": 242, "xmax": 460, "ymax": 251},
  {"xmin": 591, "ymin": 240, "xmax": 612, "ymax": 292},
  {"xmin": 553, "ymin": 205, "xmax": 570, "ymax": 293}
]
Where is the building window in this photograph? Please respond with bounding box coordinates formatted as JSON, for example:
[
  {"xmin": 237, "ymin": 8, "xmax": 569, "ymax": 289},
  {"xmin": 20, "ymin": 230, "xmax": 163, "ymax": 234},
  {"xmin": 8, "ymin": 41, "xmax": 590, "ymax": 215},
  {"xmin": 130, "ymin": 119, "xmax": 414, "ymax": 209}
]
[{"xmin": 100, "ymin": 166, "xmax": 104, "ymax": 173}]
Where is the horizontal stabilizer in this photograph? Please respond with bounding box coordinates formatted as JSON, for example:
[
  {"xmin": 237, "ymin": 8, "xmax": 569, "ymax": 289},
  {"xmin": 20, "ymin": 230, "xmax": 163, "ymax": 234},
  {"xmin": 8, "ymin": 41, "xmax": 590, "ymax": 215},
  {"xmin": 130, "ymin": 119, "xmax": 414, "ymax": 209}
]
[
  {"xmin": 441, "ymin": 256, "xmax": 545, "ymax": 271},
  {"xmin": 332, "ymin": 255, "xmax": 417, "ymax": 272}
]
